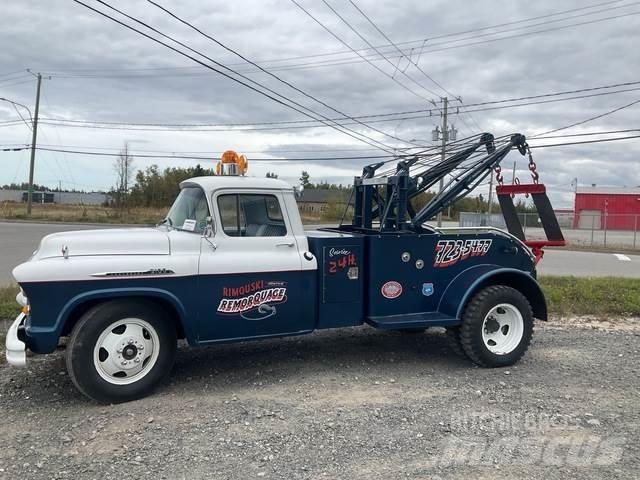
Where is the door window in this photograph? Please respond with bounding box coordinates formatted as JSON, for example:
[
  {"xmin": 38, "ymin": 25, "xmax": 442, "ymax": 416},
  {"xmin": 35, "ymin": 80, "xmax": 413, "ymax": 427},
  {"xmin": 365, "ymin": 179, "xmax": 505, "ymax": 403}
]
[{"xmin": 217, "ymin": 194, "xmax": 287, "ymax": 237}]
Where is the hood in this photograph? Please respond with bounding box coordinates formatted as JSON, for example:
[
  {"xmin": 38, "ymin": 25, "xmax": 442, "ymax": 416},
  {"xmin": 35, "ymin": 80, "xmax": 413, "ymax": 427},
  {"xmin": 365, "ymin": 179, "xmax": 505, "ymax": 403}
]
[{"xmin": 31, "ymin": 228, "xmax": 170, "ymax": 260}]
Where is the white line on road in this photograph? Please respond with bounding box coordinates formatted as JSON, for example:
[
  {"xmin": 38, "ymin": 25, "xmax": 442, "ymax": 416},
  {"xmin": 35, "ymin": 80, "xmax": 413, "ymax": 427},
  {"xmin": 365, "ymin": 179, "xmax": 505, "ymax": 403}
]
[{"xmin": 613, "ymin": 254, "xmax": 632, "ymax": 262}]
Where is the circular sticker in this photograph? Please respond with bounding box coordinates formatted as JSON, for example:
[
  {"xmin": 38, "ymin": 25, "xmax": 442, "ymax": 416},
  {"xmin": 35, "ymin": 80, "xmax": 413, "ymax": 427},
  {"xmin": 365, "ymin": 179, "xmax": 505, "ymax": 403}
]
[{"xmin": 381, "ymin": 281, "xmax": 403, "ymax": 299}]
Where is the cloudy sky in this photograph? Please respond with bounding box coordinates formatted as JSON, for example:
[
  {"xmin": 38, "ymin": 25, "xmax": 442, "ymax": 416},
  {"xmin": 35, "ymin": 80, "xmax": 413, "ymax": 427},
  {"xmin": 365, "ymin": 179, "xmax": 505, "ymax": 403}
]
[{"xmin": 1, "ymin": 0, "xmax": 639, "ymax": 207}]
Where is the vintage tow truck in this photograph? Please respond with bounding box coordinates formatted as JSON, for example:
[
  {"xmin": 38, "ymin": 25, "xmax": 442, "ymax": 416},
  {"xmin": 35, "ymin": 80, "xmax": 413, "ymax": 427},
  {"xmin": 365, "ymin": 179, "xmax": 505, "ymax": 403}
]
[{"xmin": 6, "ymin": 134, "xmax": 564, "ymax": 403}]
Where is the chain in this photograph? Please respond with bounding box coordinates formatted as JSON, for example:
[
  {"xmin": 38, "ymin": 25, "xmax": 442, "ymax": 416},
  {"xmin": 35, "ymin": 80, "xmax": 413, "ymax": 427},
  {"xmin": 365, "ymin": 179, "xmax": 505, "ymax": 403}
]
[
  {"xmin": 526, "ymin": 143, "xmax": 539, "ymax": 184},
  {"xmin": 494, "ymin": 165, "xmax": 504, "ymax": 186}
]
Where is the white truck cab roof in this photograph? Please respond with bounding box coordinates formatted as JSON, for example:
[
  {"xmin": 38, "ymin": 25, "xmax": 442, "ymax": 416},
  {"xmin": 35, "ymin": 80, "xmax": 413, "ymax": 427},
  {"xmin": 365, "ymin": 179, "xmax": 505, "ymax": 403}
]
[{"xmin": 181, "ymin": 176, "xmax": 294, "ymax": 192}]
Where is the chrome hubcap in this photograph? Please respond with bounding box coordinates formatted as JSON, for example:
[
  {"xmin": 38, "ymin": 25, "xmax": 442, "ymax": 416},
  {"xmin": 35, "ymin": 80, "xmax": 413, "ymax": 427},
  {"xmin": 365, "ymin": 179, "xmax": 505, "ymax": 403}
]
[
  {"xmin": 481, "ymin": 303, "xmax": 524, "ymax": 355},
  {"xmin": 93, "ymin": 319, "xmax": 160, "ymax": 385}
]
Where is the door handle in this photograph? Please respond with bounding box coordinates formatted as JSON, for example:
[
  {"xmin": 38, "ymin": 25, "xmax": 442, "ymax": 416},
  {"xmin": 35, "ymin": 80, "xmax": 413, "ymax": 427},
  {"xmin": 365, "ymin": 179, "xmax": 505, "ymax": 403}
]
[{"xmin": 276, "ymin": 242, "xmax": 295, "ymax": 247}]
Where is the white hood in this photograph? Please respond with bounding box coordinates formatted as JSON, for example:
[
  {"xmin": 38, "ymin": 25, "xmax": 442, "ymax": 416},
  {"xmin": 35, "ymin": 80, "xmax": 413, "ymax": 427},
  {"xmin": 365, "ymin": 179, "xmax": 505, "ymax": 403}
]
[{"xmin": 32, "ymin": 228, "xmax": 170, "ymax": 260}]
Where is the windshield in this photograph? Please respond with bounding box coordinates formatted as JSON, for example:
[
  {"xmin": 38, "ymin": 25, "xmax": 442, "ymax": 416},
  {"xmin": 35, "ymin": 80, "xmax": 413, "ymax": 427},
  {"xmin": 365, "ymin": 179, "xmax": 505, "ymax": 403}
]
[{"xmin": 165, "ymin": 187, "xmax": 210, "ymax": 233}]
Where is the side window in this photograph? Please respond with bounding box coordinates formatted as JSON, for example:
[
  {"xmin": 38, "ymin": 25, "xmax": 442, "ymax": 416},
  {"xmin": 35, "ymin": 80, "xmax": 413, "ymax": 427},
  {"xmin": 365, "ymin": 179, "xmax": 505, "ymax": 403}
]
[
  {"xmin": 217, "ymin": 194, "xmax": 245, "ymax": 237},
  {"xmin": 217, "ymin": 194, "xmax": 287, "ymax": 237}
]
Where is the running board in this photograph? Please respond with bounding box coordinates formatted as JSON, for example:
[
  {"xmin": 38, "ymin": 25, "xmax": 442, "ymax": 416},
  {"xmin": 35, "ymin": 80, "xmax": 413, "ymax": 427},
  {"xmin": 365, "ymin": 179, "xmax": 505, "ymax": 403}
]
[{"xmin": 367, "ymin": 312, "xmax": 459, "ymax": 329}]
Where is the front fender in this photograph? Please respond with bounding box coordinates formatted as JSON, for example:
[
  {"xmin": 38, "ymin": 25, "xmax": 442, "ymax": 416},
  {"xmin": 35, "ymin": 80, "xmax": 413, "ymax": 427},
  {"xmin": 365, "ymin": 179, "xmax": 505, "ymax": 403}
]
[
  {"xmin": 438, "ymin": 265, "xmax": 547, "ymax": 321},
  {"xmin": 25, "ymin": 287, "xmax": 194, "ymax": 354}
]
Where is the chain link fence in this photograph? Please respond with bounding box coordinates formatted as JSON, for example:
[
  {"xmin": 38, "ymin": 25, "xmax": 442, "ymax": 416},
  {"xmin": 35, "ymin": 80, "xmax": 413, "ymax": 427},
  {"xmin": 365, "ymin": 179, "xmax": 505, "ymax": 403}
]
[{"xmin": 459, "ymin": 212, "xmax": 640, "ymax": 250}]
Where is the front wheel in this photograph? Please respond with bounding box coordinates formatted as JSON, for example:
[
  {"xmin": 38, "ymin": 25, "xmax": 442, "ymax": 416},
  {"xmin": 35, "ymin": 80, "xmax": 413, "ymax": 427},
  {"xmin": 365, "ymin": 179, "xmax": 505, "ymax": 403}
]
[
  {"xmin": 459, "ymin": 285, "xmax": 533, "ymax": 368},
  {"xmin": 66, "ymin": 299, "xmax": 177, "ymax": 403}
]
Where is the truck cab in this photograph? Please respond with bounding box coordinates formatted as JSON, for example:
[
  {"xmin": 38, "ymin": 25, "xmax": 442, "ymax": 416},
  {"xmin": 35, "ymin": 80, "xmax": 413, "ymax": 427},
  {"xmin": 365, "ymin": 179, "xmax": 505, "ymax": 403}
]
[{"xmin": 7, "ymin": 140, "xmax": 554, "ymax": 403}]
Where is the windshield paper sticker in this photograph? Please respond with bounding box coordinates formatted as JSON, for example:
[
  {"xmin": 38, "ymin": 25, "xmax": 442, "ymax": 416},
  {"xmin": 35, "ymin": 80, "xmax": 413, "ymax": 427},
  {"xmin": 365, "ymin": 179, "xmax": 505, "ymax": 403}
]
[
  {"xmin": 434, "ymin": 239, "xmax": 493, "ymax": 268},
  {"xmin": 182, "ymin": 219, "xmax": 197, "ymax": 231},
  {"xmin": 217, "ymin": 281, "xmax": 287, "ymax": 320}
]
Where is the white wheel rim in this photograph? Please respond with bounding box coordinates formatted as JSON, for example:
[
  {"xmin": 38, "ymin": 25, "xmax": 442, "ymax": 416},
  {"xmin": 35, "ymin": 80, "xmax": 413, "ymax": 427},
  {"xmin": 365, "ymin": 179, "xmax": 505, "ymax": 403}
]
[
  {"xmin": 481, "ymin": 303, "xmax": 524, "ymax": 355},
  {"xmin": 93, "ymin": 318, "xmax": 160, "ymax": 385}
]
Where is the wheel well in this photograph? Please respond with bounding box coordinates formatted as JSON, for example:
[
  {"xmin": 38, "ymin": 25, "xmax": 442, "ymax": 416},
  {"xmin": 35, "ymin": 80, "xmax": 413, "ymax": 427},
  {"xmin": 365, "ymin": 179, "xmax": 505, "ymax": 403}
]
[
  {"xmin": 470, "ymin": 272, "xmax": 547, "ymax": 321},
  {"xmin": 61, "ymin": 296, "xmax": 186, "ymax": 338}
]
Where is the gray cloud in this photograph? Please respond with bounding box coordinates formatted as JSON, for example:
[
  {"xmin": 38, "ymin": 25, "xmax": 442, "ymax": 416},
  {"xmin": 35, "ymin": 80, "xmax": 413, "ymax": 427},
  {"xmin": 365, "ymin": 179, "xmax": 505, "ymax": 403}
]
[{"xmin": 0, "ymin": 0, "xmax": 639, "ymax": 207}]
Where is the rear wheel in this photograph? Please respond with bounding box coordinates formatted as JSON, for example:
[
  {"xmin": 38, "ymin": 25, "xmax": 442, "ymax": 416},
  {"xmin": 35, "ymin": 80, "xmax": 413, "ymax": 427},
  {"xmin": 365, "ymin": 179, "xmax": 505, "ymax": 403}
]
[
  {"xmin": 459, "ymin": 285, "xmax": 533, "ymax": 368},
  {"xmin": 66, "ymin": 299, "xmax": 177, "ymax": 403}
]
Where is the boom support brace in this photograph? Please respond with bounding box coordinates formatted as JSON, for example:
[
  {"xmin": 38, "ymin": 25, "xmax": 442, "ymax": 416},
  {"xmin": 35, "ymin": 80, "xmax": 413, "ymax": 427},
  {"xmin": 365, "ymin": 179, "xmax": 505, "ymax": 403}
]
[{"xmin": 347, "ymin": 133, "xmax": 530, "ymax": 234}]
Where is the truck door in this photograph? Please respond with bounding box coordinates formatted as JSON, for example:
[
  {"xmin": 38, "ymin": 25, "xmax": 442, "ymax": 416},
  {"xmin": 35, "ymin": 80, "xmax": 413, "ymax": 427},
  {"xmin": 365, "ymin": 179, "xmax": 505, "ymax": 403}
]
[{"xmin": 197, "ymin": 190, "xmax": 316, "ymax": 342}]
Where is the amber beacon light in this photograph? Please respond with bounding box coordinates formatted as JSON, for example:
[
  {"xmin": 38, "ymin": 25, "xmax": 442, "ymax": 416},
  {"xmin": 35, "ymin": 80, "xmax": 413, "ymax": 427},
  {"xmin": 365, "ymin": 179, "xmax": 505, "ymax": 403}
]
[{"xmin": 216, "ymin": 150, "xmax": 248, "ymax": 176}]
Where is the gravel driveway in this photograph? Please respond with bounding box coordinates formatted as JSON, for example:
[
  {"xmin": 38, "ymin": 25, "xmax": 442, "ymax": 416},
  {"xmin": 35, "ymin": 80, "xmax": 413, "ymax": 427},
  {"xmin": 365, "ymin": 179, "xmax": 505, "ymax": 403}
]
[{"xmin": 1, "ymin": 319, "xmax": 638, "ymax": 479}]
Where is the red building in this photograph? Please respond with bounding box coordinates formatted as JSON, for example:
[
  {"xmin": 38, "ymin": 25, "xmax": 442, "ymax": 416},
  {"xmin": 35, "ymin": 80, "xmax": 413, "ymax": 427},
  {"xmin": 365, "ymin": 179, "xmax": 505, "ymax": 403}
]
[{"xmin": 574, "ymin": 186, "xmax": 640, "ymax": 230}]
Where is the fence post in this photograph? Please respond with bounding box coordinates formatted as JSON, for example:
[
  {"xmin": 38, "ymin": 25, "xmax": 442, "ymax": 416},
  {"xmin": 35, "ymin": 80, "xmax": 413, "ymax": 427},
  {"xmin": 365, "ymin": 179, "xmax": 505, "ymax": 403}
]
[
  {"xmin": 634, "ymin": 215, "xmax": 638, "ymax": 250},
  {"xmin": 590, "ymin": 214, "xmax": 595, "ymax": 246},
  {"xmin": 604, "ymin": 212, "xmax": 608, "ymax": 248}
]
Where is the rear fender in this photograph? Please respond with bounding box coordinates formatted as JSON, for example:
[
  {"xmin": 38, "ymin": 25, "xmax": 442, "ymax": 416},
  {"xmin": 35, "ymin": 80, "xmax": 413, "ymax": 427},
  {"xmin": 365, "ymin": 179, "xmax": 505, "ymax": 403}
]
[{"xmin": 438, "ymin": 265, "xmax": 547, "ymax": 321}]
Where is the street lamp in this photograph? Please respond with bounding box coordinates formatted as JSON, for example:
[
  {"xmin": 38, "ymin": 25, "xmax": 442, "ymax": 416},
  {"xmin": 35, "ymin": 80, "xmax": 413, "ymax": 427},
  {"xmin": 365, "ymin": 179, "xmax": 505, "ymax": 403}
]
[{"xmin": 0, "ymin": 97, "xmax": 33, "ymax": 124}]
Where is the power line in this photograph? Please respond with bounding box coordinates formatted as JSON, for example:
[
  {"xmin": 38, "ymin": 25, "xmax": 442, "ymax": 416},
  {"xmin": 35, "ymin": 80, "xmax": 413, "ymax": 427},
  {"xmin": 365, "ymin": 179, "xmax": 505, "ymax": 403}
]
[
  {"xmin": 72, "ymin": 0, "xmax": 399, "ymax": 154},
  {"xmin": 533, "ymin": 128, "xmax": 640, "ymax": 139},
  {"xmin": 289, "ymin": 0, "xmax": 433, "ymax": 102},
  {"xmin": 31, "ymin": 146, "xmax": 397, "ymax": 162},
  {"xmin": 18, "ymin": 85, "xmax": 640, "ymax": 134},
  {"xmin": 533, "ymin": 98, "xmax": 640, "ymax": 137},
  {"xmin": 529, "ymin": 133, "xmax": 640, "ymax": 148},
  {"xmin": 42, "ymin": 1, "xmax": 634, "ymax": 78},
  {"xmin": 345, "ymin": 0, "xmax": 482, "ymax": 134},
  {"xmin": 144, "ymin": 0, "xmax": 417, "ymax": 147},
  {"xmin": 27, "ymin": 80, "xmax": 640, "ymax": 131},
  {"xmin": 95, "ymin": 0, "xmax": 401, "ymax": 152}
]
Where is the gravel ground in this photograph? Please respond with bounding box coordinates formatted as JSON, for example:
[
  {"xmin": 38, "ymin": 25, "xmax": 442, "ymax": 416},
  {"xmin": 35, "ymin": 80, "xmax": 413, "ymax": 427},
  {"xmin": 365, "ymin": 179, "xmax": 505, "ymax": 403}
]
[{"xmin": 1, "ymin": 319, "xmax": 639, "ymax": 480}]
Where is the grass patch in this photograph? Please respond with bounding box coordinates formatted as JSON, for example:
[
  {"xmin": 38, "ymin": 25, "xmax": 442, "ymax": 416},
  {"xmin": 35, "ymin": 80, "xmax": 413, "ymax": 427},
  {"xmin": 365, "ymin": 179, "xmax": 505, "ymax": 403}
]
[
  {"xmin": 540, "ymin": 276, "xmax": 640, "ymax": 317},
  {"xmin": 0, "ymin": 285, "xmax": 18, "ymax": 320},
  {"xmin": 0, "ymin": 202, "xmax": 166, "ymax": 225},
  {"xmin": 1, "ymin": 202, "xmax": 340, "ymax": 225},
  {"xmin": 0, "ymin": 285, "xmax": 19, "ymax": 361}
]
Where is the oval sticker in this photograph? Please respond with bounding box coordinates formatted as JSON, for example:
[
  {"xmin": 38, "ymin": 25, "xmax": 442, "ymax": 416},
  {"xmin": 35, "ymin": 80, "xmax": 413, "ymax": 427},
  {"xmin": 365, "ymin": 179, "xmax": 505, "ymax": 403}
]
[{"xmin": 381, "ymin": 281, "xmax": 402, "ymax": 299}]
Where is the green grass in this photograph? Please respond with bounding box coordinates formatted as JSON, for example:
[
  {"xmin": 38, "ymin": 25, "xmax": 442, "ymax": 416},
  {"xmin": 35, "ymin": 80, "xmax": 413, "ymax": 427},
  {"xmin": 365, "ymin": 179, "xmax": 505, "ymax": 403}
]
[
  {"xmin": 0, "ymin": 285, "xmax": 19, "ymax": 361},
  {"xmin": 539, "ymin": 276, "xmax": 640, "ymax": 317},
  {"xmin": 0, "ymin": 285, "xmax": 18, "ymax": 319}
]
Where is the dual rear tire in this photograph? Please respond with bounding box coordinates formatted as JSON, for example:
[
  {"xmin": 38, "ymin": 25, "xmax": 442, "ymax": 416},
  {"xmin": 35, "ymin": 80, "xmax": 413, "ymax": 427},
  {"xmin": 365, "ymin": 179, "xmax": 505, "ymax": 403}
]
[{"xmin": 447, "ymin": 285, "xmax": 534, "ymax": 367}]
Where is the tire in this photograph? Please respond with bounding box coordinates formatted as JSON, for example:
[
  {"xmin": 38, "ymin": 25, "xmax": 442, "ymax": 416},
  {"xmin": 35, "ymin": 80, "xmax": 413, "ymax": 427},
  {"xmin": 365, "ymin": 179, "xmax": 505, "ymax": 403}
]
[
  {"xmin": 445, "ymin": 327, "xmax": 465, "ymax": 357},
  {"xmin": 66, "ymin": 299, "xmax": 177, "ymax": 403},
  {"xmin": 459, "ymin": 285, "xmax": 533, "ymax": 368}
]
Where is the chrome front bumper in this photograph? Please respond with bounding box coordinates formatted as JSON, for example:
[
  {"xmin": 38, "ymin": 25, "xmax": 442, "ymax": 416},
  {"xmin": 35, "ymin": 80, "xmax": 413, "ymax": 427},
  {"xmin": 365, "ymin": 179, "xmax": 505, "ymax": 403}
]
[{"xmin": 5, "ymin": 312, "xmax": 27, "ymax": 367}]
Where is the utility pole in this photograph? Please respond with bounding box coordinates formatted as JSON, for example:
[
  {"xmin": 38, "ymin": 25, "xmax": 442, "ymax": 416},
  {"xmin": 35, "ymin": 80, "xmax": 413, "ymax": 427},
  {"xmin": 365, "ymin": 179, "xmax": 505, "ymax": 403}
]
[
  {"xmin": 437, "ymin": 97, "xmax": 448, "ymax": 227},
  {"xmin": 27, "ymin": 73, "xmax": 42, "ymax": 216}
]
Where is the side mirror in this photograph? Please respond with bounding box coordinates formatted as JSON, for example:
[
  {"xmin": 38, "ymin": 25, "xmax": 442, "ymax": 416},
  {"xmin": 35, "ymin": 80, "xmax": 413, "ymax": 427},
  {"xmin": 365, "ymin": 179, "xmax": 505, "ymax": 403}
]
[{"xmin": 203, "ymin": 216, "xmax": 215, "ymax": 238}]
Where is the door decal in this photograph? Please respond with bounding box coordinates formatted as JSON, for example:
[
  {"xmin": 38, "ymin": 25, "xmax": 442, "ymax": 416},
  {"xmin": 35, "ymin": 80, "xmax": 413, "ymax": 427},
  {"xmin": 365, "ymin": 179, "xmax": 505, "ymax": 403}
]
[{"xmin": 217, "ymin": 280, "xmax": 288, "ymax": 320}]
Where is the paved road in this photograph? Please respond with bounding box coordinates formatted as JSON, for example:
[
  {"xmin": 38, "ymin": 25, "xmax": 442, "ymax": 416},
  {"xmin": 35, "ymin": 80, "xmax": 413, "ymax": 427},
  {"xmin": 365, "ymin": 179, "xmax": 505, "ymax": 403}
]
[
  {"xmin": 0, "ymin": 221, "xmax": 121, "ymax": 284},
  {"xmin": 1, "ymin": 221, "xmax": 639, "ymax": 284}
]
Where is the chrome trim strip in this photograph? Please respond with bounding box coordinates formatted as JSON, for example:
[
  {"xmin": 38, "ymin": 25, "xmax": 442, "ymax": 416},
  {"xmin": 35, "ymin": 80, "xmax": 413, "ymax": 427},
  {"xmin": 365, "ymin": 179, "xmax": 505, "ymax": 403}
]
[{"xmin": 90, "ymin": 268, "xmax": 176, "ymax": 278}]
